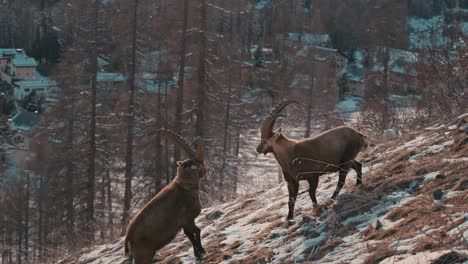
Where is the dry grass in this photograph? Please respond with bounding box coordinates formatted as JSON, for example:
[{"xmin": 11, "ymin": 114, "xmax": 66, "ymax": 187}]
[
  {"xmin": 307, "ymin": 239, "xmax": 344, "ymax": 261},
  {"xmin": 251, "ymin": 219, "xmax": 286, "ymax": 244},
  {"xmin": 232, "ymin": 248, "xmax": 273, "ymax": 263},
  {"xmin": 363, "ymin": 243, "xmax": 400, "ymax": 264}
]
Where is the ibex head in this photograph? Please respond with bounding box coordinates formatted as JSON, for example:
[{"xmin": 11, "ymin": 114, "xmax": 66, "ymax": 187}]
[
  {"xmin": 256, "ymin": 100, "xmax": 298, "ymax": 155},
  {"xmin": 152, "ymin": 129, "xmax": 206, "ymax": 178},
  {"xmin": 176, "ymin": 143, "xmax": 206, "ymax": 180}
]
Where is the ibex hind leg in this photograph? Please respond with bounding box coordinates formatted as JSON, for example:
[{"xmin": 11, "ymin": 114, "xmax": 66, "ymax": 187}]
[{"xmin": 352, "ymin": 160, "xmax": 363, "ymax": 185}]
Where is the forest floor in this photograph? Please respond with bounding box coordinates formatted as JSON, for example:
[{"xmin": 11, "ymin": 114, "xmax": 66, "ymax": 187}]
[{"xmin": 57, "ymin": 114, "xmax": 468, "ymax": 264}]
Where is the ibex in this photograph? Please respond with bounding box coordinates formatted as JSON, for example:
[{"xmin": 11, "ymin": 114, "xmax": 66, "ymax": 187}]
[
  {"xmin": 124, "ymin": 129, "xmax": 206, "ymax": 263},
  {"xmin": 256, "ymin": 101, "xmax": 366, "ymax": 219}
]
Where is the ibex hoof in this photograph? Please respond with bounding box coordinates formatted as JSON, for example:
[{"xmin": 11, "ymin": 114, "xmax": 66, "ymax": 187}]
[{"xmin": 312, "ymin": 206, "xmax": 323, "ymax": 217}]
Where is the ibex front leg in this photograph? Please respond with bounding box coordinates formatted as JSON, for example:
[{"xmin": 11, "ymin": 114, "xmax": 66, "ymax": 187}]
[
  {"xmin": 183, "ymin": 221, "xmax": 205, "ymax": 259},
  {"xmin": 286, "ymin": 181, "xmax": 299, "ymax": 220}
]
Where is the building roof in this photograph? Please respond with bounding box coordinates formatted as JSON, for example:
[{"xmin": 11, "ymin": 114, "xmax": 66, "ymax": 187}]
[
  {"xmin": 12, "ymin": 51, "xmax": 38, "ymax": 67},
  {"xmin": 240, "ymin": 87, "xmax": 272, "ymax": 103},
  {"xmin": 372, "ymin": 47, "xmax": 418, "ymax": 76},
  {"xmin": 10, "ymin": 111, "xmax": 40, "ymax": 131},
  {"xmin": 345, "ymin": 48, "xmax": 418, "ymax": 79},
  {"xmin": 408, "ymin": 16, "xmax": 468, "ymax": 50},
  {"xmin": 296, "ymin": 45, "xmax": 338, "ymax": 59},
  {"xmin": 288, "ymin": 33, "xmax": 330, "ymax": 45},
  {"xmin": 138, "ymin": 76, "xmax": 176, "ymax": 94},
  {"xmin": 97, "ymin": 72, "xmax": 126, "ymax": 82},
  {"xmin": 98, "ymin": 56, "xmax": 111, "ymax": 68},
  {"xmin": 15, "ymin": 78, "xmax": 56, "ymax": 89},
  {"xmin": 0, "ymin": 49, "xmax": 17, "ymax": 58},
  {"xmin": 1, "ymin": 48, "xmax": 38, "ymax": 67}
]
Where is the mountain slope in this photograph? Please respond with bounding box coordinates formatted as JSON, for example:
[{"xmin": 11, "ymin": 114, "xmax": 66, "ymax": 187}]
[{"xmin": 57, "ymin": 114, "xmax": 468, "ymax": 264}]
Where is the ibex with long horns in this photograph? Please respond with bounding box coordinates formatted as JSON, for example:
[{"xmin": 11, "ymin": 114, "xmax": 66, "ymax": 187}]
[
  {"xmin": 124, "ymin": 129, "xmax": 206, "ymax": 263},
  {"xmin": 256, "ymin": 101, "xmax": 366, "ymax": 219}
]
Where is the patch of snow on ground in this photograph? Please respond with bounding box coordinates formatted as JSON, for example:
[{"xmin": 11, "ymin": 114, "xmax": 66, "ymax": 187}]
[
  {"xmin": 409, "ymin": 139, "xmax": 453, "ymax": 162},
  {"xmin": 389, "ymin": 135, "xmax": 429, "ymax": 154},
  {"xmin": 443, "ymin": 157, "xmax": 468, "ymax": 163},
  {"xmin": 320, "ymin": 228, "xmax": 371, "ymax": 264},
  {"xmin": 342, "ymin": 191, "xmax": 415, "ymax": 230},
  {"xmin": 363, "ymin": 162, "xmax": 384, "ymax": 173},
  {"xmin": 447, "ymin": 214, "xmax": 468, "ymax": 238},
  {"xmin": 424, "ymin": 123, "xmax": 445, "ymax": 131},
  {"xmin": 422, "ymin": 171, "xmax": 440, "ymax": 184}
]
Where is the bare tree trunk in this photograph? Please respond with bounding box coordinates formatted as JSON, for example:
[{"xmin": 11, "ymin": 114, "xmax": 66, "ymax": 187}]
[
  {"xmin": 304, "ymin": 77, "xmax": 315, "ymax": 138},
  {"xmin": 24, "ymin": 174, "xmax": 30, "ymax": 263},
  {"xmin": 86, "ymin": 0, "xmax": 99, "ymax": 234},
  {"xmin": 155, "ymin": 83, "xmax": 162, "ymax": 193},
  {"xmin": 37, "ymin": 175, "xmax": 43, "ymax": 263},
  {"xmin": 122, "ymin": 0, "xmax": 139, "ymax": 234},
  {"xmin": 195, "ymin": 0, "xmax": 207, "ymax": 138},
  {"xmin": 65, "ymin": 107, "xmax": 75, "ymax": 230},
  {"xmin": 219, "ymin": 72, "xmax": 232, "ymax": 201},
  {"xmin": 174, "ymin": 0, "xmax": 189, "ymax": 168},
  {"xmin": 100, "ymin": 171, "xmax": 105, "ymax": 240},
  {"xmin": 17, "ymin": 185, "xmax": 23, "ymax": 264},
  {"xmin": 382, "ymin": 48, "xmax": 390, "ymax": 130}
]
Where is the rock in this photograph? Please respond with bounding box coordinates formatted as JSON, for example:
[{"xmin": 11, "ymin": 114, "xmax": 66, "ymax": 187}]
[
  {"xmin": 433, "ymin": 189, "xmax": 443, "ymax": 200},
  {"xmin": 383, "ymin": 129, "xmax": 398, "ymax": 139},
  {"xmin": 435, "ymin": 174, "xmax": 446, "ymax": 181},
  {"xmin": 459, "ymin": 123, "xmax": 468, "ymax": 133},
  {"xmin": 431, "ymin": 251, "xmax": 467, "ymax": 264},
  {"xmin": 372, "ymin": 220, "xmax": 382, "ymax": 231},
  {"xmin": 416, "ymin": 168, "xmax": 428, "ymax": 175},
  {"xmin": 458, "ymin": 116, "xmax": 468, "ymax": 133},
  {"xmin": 206, "ymin": 210, "xmax": 224, "ymax": 220}
]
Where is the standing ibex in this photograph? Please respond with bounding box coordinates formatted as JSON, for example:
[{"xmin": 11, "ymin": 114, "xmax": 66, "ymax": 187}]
[
  {"xmin": 256, "ymin": 101, "xmax": 366, "ymax": 219},
  {"xmin": 124, "ymin": 129, "xmax": 206, "ymax": 264}
]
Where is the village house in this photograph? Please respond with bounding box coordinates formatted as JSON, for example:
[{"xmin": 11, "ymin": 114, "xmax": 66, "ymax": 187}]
[
  {"xmin": 286, "ymin": 33, "xmax": 346, "ymax": 115},
  {"xmin": 4, "ymin": 111, "xmax": 40, "ymax": 170},
  {"xmin": 0, "ymin": 48, "xmax": 57, "ymax": 101},
  {"xmin": 238, "ymin": 33, "xmax": 345, "ymax": 119},
  {"xmin": 342, "ymin": 48, "xmax": 419, "ymax": 98}
]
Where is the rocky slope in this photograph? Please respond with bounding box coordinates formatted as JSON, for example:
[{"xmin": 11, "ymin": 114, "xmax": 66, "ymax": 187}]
[{"xmin": 57, "ymin": 114, "xmax": 468, "ymax": 264}]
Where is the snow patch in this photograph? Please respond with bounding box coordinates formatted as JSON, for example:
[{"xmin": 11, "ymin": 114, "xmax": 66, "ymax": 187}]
[{"xmin": 443, "ymin": 157, "xmax": 468, "ymax": 163}]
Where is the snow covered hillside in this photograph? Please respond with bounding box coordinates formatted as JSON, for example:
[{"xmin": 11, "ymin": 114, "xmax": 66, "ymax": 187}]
[{"xmin": 57, "ymin": 115, "xmax": 468, "ymax": 264}]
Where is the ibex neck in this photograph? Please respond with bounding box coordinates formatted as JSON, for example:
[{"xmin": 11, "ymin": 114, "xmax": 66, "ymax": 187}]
[
  {"xmin": 272, "ymin": 138, "xmax": 296, "ymax": 167},
  {"xmin": 174, "ymin": 175, "xmax": 200, "ymax": 191}
]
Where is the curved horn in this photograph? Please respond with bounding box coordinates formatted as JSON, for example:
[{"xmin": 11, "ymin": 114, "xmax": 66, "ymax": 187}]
[
  {"xmin": 197, "ymin": 143, "xmax": 205, "ymax": 162},
  {"xmin": 149, "ymin": 129, "xmax": 196, "ymax": 158},
  {"xmin": 260, "ymin": 100, "xmax": 299, "ymax": 138}
]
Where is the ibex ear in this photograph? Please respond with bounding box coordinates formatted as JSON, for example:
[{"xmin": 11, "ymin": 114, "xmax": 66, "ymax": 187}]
[
  {"xmin": 177, "ymin": 161, "xmax": 184, "ymax": 166},
  {"xmin": 273, "ymin": 127, "xmax": 283, "ymax": 141},
  {"xmin": 197, "ymin": 144, "xmax": 205, "ymax": 161}
]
